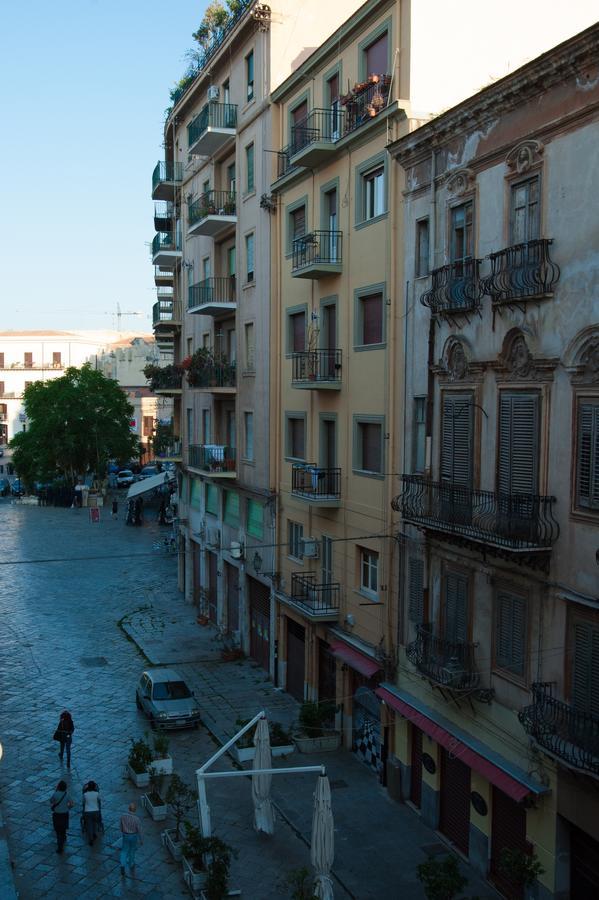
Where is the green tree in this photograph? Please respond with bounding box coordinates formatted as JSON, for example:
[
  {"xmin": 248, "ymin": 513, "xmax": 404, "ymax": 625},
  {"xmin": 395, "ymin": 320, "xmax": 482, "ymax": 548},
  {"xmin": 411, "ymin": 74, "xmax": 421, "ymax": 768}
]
[
  {"xmin": 10, "ymin": 364, "xmax": 139, "ymax": 486},
  {"xmin": 192, "ymin": 1, "xmax": 229, "ymax": 49}
]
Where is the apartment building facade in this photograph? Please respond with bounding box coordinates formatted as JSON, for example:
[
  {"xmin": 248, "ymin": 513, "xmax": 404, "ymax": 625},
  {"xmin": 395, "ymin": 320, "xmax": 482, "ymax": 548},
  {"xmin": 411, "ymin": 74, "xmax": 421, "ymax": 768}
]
[{"xmin": 387, "ymin": 25, "xmax": 599, "ymax": 899}]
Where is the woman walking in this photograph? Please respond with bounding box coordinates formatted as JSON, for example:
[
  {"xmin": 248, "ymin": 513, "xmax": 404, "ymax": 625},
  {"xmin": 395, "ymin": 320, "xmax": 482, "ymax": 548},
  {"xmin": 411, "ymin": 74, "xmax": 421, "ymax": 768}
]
[
  {"xmin": 55, "ymin": 710, "xmax": 75, "ymax": 769},
  {"xmin": 50, "ymin": 779, "xmax": 74, "ymax": 854},
  {"xmin": 82, "ymin": 781, "xmax": 102, "ymax": 846}
]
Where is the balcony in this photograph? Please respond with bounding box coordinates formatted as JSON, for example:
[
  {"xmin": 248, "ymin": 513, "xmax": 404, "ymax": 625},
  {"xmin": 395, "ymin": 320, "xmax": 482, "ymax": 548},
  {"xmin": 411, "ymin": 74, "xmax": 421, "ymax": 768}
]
[
  {"xmin": 291, "ymin": 464, "xmax": 341, "ymax": 507},
  {"xmin": 188, "ymin": 276, "xmax": 236, "ymax": 316},
  {"xmin": 397, "ymin": 475, "xmax": 559, "ymax": 558},
  {"xmin": 290, "ymin": 108, "xmax": 345, "ymax": 167},
  {"xmin": 292, "ymin": 231, "xmax": 343, "ymax": 278},
  {"xmin": 155, "ymin": 333, "xmax": 176, "ymax": 352},
  {"xmin": 151, "ymin": 232, "xmax": 182, "ymax": 267},
  {"xmin": 188, "ymin": 444, "xmax": 236, "ymax": 478},
  {"xmin": 275, "ymin": 143, "xmax": 301, "ymax": 182},
  {"xmin": 519, "ymin": 682, "xmax": 599, "ymax": 776},
  {"xmin": 187, "ymin": 362, "xmax": 236, "ymax": 393},
  {"xmin": 421, "ymin": 260, "xmax": 484, "ymax": 316},
  {"xmin": 152, "ymin": 298, "xmax": 182, "ymax": 330},
  {"xmin": 188, "ymin": 101, "xmax": 237, "ymax": 156},
  {"xmin": 291, "ymin": 350, "xmax": 342, "ymax": 389},
  {"xmin": 146, "ymin": 364, "xmax": 183, "ymax": 396},
  {"xmin": 154, "ymin": 201, "xmax": 174, "ymax": 232},
  {"xmin": 482, "ymin": 239, "xmax": 560, "ymax": 307},
  {"xmin": 407, "ymin": 624, "xmax": 482, "ymax": 695},
  {"xmin": 280, "ymin": 572, "xmax": 340, "ymax": 623},
  {"xmin": 154, "ymin": 266, "xmax": 174, "ymax": 287},
  {"xmin": 342, "ymin": 76, "xmax": 392, "ymax": 136},
  {"xmin": 188, "ymin": 191, "xmax": 236, "ymax": 238},
  {"xmin": 152, "ymin": 161, "xmax": 183, "ymax": 201},
  {"xmin": 155, "ymin": 441, "xmax": 183, "ymax": 464}
]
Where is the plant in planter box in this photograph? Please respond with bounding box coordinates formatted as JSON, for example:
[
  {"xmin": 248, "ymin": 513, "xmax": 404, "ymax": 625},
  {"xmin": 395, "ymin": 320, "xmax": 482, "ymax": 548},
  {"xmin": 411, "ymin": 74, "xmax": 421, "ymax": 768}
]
[
  {"xmin": 128, "ymin": 736, "xmax": 153, "ymax": 786},
  {"xmin": 498, "ymin": 848, "xmax": 544, "ymax": 890},
  {"xmin": 142, "ymin": 770, "xmax": 167, "ymax": 821},
  {"xmin": 150, "ymin": 732, "xmax": 173, "ymax": 775},
  {"xmin": 285, "ymin": 867, "xmax": 319, "ymax": 900},
  {"xmin": 233, "ymin": 718, "xmax": 295, "ymax": 762},
  {"xmin": 294, "ymin": 701, "xmax": 340, "ymax": 753},
  {"xmin": 270, "ymin": 721, "xmax": 294, "ymax": 748},
  {"xmin": 416, "ymin": 855, "xmax": 468, "ymax": 900},
  {"xmin": 162, "ymin": 775, "xmax": 197, "ymax": 861},
  {"xmin": 181, "ymin": 822, "xmax": 235, "ymax": 898}
]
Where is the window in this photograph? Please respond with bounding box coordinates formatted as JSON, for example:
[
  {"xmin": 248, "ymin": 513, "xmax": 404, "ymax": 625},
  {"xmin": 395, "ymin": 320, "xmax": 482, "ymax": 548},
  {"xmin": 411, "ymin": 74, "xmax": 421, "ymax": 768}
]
[
  {"xmin": 24, "ymin": 352, "xmax": 33, "ymax": 368},
  {"xmin": 360, "ymin": 548, "xmax": 378, "ymax": 597},
  {"xmin": 288, "ymin": 521, "xmax": 304, "ymax": 559},
  {"xmin": 246, "ymin": 50, "xmax": 254, "ymax": 101},
  {"xmin": 226, "ymin": 409, "xmax": 236, "ymax": 448},
  {"xmin": 202, "ymin": 256, "xmax": 211, "ymax": 281},
  {"xmin": 413, "ymin": 397, "xmax": 427, "ymax": 473},
  {"xmin": 450, "ymin": 202, "xmax": 473, "ymax": 263},
  {"xmin": 355, "ymin": 419, "xmax": 383, "ymax": 474},
  {"xmin": 576, "ymin": 400, "xmax": 599, "ymax": 510},
  {"xmin": 286, "ymin": 415, "xmax": 305, "ymax": 460},
  {"xmin": 570, "ymin": 617, "xmax": 599, "ymax": 717},
  {"xmin": 206, "ymin": 483, "xmax": 218, "ymax": 517},
  {"xmin": 415, "ymin": 218, "xmax": 430, "ymax": 277},
  {"xmin": 358, "ymin": 291, "xmax": 383, "ymax": 346},
  {"xmin": 143, "ymin": 416, "xmax": 154, "ymax": 437},
  {"xmin": 222, "ymin": 79, "xmax": 230, "ymax": 105},
  {"xmin": 288, "ymin": 310, "xmax": 306, "ymax": 353},
  {"xmin": 364, "ymin": 166, "xmax": 385, "ymax": 220},
  {"xmin": 187, "ymin": 337, "xmax": 193, "ymax": 356},
  {"xmin": 364, "ymin": 31, "xmax": 388, "ymax": 77},
  {"xmin": 244, "ymin": 411, "xmax": 254, "ymax": 460},
  {"xmin": 291, "ymin": 205, "xmax": 306, "ymax": 242},
  {"xmin": 224, "ymin": 490, "xmax": 239, "ymax": 526},
  {"xmin": 441, "ymin": 392, "xmax": 474, "ymax": 487},
  {"xmin": 408, "ymin": 556, "xmax": 424, "ymax": 623},
  {"xmin": 244, "ymin": 323, "xmax": 255, "ymax": 371},
  {"xmin": 510, "ymin": 176, "xmax": 540, "ymax": 244},
  {"xmin": 52, "ymin": 352, "xmax": 61, "ymax": 366},
  {"xmin": 497, "ymin": 392, "xmax": 540, "ymax": 496},
  {"xmin": 443, "ymin": 571, "xmax": 469, "ymax": 643},
  {"xmin": 24, "ymin": 381, "xmax": 32, "ymax": 390},
  {"xmin": 245, "ymin": 143, "xmax": 254, "ymax": 193},
  {"xmin": 247, "ymin": 499, "xmax": 264, "ymax": 539},
  {"xmin": 202, "ymin": 179, "xmax": 210, "ymax": 196},
  {"xmin": 327, "ymin": 73, "xmax": 341, "ymax": 139},
  {"xmin": 245, "ymin": 233, "xmax": 255, "ymax": 282},
  {"xmin": 186, "ymin": 408, "xmax": 193, "ymax": 444},
  {"xmin": 0, "ymin": 353, "xmax": 4, "ymax": 367},
  {"xmin": 291, "ymin": 100, "xmax": 308, "ymax": 151},
  {"xmin": 202, "ymin": 332, "xmax": 211, "ymax": 349},
  {"xmin": 191, "ymin": 478, "xmax": 202, "ymax": 509},
  {"xmin": 202, "ymin": 409, "xmax": 211, "ymax": 443},
  {"xmin": 495, "ymin": 588, "xmax": 527, "ymax": 677},
  {"xmin": 321, "ymin": 535, "xmax": 333, "ymax": 584},
  {"xmin": 226, "ymin": 163, "xmax": 236, "ymax": 193},
  {"xmin": 228, "ymin": 245, "xmax": 236, "ymax": 278}
]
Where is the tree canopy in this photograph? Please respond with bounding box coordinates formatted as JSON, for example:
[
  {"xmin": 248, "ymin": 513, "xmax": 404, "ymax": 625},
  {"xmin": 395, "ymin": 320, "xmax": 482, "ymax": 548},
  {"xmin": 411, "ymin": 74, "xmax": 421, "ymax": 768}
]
[{"xmin": 10, "ymin": 364, "xmax": 139, "ymax": 485}]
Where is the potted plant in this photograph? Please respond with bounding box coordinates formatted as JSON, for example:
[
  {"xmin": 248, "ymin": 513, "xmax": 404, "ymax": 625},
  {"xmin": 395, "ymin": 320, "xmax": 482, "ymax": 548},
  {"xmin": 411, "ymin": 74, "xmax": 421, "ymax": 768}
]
[
  {"xmin": 127, "ymin": 736, "xmax": 153, "ymax": 787},
  {"xmin": 181, "ymin": 822, "xmax": 234, "ymax": 896},
  {"xmin": 293, "ymin": 701, "xmax": 340, "ymax": 753},
  {"xmin": 161, "ymin": 774, "xmax": 198, "ymax": 861},
  {"xmin": 498, "ymin": 847, "xmax": 544, "ymax": 897},
  {"xmin": 416, "ymin": 855, "xmax": 468, "ymax": 900},
  {"xmin": 286, "ymin": 867, "xmax": 319, "ymax": 900},
  {"xmin": 141, "ymin": 770, "xmax": 168, "ymax": 822},
  {"xmin": 232, "ymin": 719, "xmax": 295, "ymax": 763},
  {"xmin": 150, "ymin": 731, "xmax": 173, "ymax": 776}
]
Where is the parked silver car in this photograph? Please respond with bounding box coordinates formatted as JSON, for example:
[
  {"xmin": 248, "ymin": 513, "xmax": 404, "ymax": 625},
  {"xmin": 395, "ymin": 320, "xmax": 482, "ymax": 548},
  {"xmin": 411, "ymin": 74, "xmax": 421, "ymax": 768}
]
[
  {"xmin": 135, "ymin": 668, "xmax": 201, "ymax": 729},
  {"xmin": 116, "ymin": 469, "xmax": 136, "ymax": 488}
]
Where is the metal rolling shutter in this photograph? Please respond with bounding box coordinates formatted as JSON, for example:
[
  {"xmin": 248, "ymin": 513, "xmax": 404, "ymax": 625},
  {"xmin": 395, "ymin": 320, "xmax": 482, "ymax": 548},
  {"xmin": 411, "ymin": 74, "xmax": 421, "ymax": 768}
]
[
  {"xmin": 490, "ymin": 786, "xmax": 527, "ymax": 900},
  {"xmin": 410, "ymin": 726, "xmax": 423, "ymax": 809},
  {"xmin": 439, "ymin": 747, "xmax": 471, "ymax": 855},
  {"xmin": 571, "ymin": 823, "xmax": 599, "ymax": 898},
  {"xmin": 286, "ymin": 618, "xmax": 306, "ymax": 702}
]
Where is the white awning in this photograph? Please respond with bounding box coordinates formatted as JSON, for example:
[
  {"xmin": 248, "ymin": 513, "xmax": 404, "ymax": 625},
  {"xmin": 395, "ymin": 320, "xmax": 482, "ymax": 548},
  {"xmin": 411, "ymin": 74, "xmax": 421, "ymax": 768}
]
[{"xmin": 126, "ymin": 471, "xmax": 173, "ymax": 500}]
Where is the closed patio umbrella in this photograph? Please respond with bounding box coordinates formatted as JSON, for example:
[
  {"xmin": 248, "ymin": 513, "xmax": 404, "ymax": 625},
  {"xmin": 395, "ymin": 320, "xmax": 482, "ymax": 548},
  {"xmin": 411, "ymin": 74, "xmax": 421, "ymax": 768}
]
[
  {"xmin": 252, "ymin": 717, "xmax": 274, "ymax": 834},
  {"xmin": 311, "ymin": 773, "xmax": 334, "ymax": 899}
]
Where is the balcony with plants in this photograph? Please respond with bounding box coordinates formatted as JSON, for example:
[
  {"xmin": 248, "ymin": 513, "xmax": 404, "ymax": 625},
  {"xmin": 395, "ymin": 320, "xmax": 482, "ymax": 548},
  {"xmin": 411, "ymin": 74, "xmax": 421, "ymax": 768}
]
[
  {"xmin": 407, "ymin": 624, "xmax": 483, "ymax": 695},
  {"xmin": 152, "ymin": 161, "xmax": 183, "ymax": 201},
  {"xmin": 143, "ymin": 363, "xmax": 184, "ymax": 395},
  {"xmin": 291, "ymin": 349, "xmax": 342, "ymax": 389},
  {"xmin": 187, "ymin": 191, "xmax": 236, "ymax": 238},
  {"xmin": 278, "ymin": 572, "xmax": 340, "ymax": 623},
  {"xmin": 482, "ymin": 239, "xmax": 560, "ymax": 307},
  {"xmin": 188, "ymin": 443, "xmax": 236, "ymax": 478},
  {"xmin": 181, "ymin": 348, "xmax": 236, "ymax": 393},
  {"xmin": 421, "ymin": 259, "xmax": 484, "ymax": 316},
  {"xmin": 291, "ymin": 464, "xmax": 341, "ymax": 507},
  {"xmin": 151, "ymin": 232, "xmax": 182, "ymax": 267},
  {"xmin": 151, "ymin": 421, "xmax": 182, "ymax": 464},
  {"xmin": 188, "ymin": 100, "xmax": 237, "ymax": 156},
  {"xmin": 188, "ymin": 276, "xmax": 236, "ymax": 316},
  {"xmin": 519, "ymin": 682, "xmax": 599, "ymax": 776},
  {"xmin": 292, "ymin": 231, "xmax": 343, "ymax": 279}
]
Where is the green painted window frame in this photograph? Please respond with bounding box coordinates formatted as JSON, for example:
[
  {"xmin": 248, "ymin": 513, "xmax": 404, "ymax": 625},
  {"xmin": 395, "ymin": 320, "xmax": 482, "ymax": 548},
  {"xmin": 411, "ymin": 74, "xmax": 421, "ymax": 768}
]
[
  {"xmin": 358, "ymin": 545, "xmax": 379, "ymax": 599},
  {"xmin": 319, "ymin": 412, "xmax": 338, "ymax": 468},
  {"xmin": 354, "ymin": 281, "xmax": 387, "ymax": 351},
  {"xmin": 246, "ymin": 498, "xmax": 264, "ymax": 539},
  {"xmin": 245, "ymin": 231, "xmax": 255, "ymax": 283},
  {"xmin": 224, "ymin": 490, "xmax": 240, "ymax": 526},
  {"xmin": 322, "ymin": 60, "xmax": 343, "ymax": 106},
  {"xmin": 245, "ymin": 142, "xmax": 255, "ymax": 194},
  {"xmin": 285, "ymin": 411, "xmax": 307, "ymax": 462},
  {"xmin": 358, "ymin": 17, "xmax": 393, "ymax": 82},
  {"xmin": 286, "ymin": 303, "xmax": 309, "ymax": 356},
  {"xmin": 205, "ymin": 483, "xmax": 219, "ymax": 517},
  {"xmin": 286, "ymin": 194, "xmax": 309, "ymax": 257},
  {"xmin": 190, "ymin": 477, "xmax": 202, "ymax": 509},
  {"xmin": 246, "ymin": 50, "xmax": 254, "ymax": 102},
  {"xmin": 355, "ymin": 151, "xmax": 389, "ymax": 229},
  {"xmin": 319, "ymin": 295, "xmax": 338, "ymax": 350},
  {"xmin": 353, "ymin": 414, "xmax": 385, "ymax": 478},
  {"xmin": 319, "ymin": 177, "xmax": 340, "ymax": 232},
  {"xmin": 287, "ymin": 89, "xmax": 310, "ymax": 145}
]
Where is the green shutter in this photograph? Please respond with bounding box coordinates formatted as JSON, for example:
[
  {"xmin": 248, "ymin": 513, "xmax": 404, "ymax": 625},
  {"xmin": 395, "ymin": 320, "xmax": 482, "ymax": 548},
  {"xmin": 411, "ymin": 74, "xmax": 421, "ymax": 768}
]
[
  {"xmin": 495, "ymin": 590, "xmax": 526, "ymax": 676},
  {"xmin": 572, "ymin": 621, "xmax": 599, "ymax": 718},
  {"xmin": 444, "ymin": 572, "xmax": 468, "ymax": 642},
  {"xmin": 577, "ymin": 402, "xmax": 599, "ymax": 509},
  {"xmin": 224, "ymin": 490, "xmax": 239, "ymax": 525},
  {"xmin": 206, "ymin": 483, "xmax": 218, "ymax": 516},
  {"xmin": 190, "ymin": 477, "xmax": 202, "ymax": 509},
  {"xmin": 247, "ymin": 499, "xmax": 264, "ymax": 538},
  {"xmin": 441, "ymin": 393, "xmax": 473, "ymax": 486},
  {"xmin": 408, "ymin": 557, "xmax": 424, "ymax": 624},
  {"xmin": 498, "ymin": 392, "xmax": 540, "ymax": 495}
]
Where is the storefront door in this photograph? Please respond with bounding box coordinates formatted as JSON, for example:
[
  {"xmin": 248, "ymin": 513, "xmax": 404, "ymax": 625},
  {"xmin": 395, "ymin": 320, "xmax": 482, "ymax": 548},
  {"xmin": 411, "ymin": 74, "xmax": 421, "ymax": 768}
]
[
  {"xmin": 490, "ymin": 786, "xmax": 527, "ymax": 899},
  {"xmin": 225, "ymin": 562, "xmax": 239, "ymax": 633},
  {"xmin": 192, "ymin": 541, "xmax": 202, "ymax": 607},
  {"xmin": 352, "ymin": 685, "xmax": 382, "ymax": 776},
  {"xmin": 286, "ymin": 618, "xmax": 305, "ymax": 702},
  {"xmin": 248, "ymin": 576, "xmax": 270, "ymax": 673},
  {"xmin": 570, "ymin": 823, "xmax": 599, "ymax": 898},
  {"xmin": 410, "ymin": 726, "xmax": 423, "ymax": 808},
  {"xmin": 440, "ymin": 747, "xmax": 471, "ymax": 855}
]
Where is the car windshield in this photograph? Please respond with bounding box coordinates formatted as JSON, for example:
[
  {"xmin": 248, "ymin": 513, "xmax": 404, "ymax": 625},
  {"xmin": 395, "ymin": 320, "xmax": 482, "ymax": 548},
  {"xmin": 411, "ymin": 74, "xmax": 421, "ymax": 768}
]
[{"xmin": 152, "ymin": 680, "xmax": 192, "ymax": 701}]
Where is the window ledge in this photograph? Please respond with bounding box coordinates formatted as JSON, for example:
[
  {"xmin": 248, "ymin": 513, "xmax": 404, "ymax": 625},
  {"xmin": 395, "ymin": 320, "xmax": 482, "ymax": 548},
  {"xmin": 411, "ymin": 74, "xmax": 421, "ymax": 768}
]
[
  {"xmin": 354, "ymin": 342, "xmax": 386, "ymax": 353},
  {"xmin": 242, "ymin": 280, "xmax": 255, "ymax": 291},
  {"xmin": 355, "ymin": 212, "xmax": 388, "ymax": 231},
  {"xmin": 354, "ymin": 588, "xmax": 380, "ymax": 603},
  {"xmin": 352, "ymin": 467, "xmax": 385, "ymax": 480}
]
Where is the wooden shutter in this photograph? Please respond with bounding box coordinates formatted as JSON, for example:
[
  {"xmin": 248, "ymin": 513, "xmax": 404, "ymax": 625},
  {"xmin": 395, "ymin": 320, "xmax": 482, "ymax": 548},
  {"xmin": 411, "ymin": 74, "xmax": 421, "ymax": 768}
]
[
  {"xmin": 444, "ymin": 571, "xmax": 468, "ymax": 642},
  {"xmin": 408, "ymin": 557, "xmax": 424, "ymax": 623},
  {"xmin": 362, "ymin": 293, "xmax": 383, "ymax": 345},
  {"xmin": 289, "ymin": 417, "xmax": 304, "ymax": 459},
  {"xmin": 327, "ymin": 73, "xmax": 339, "ymax": 103},
  {"xmin": 441, "ymin": 392, "xmax": 473, "ymax": 486},
  {"xmin": 292, "ymin": 206, "xmax": 306, "ymax": 240},
  {"xmin": 291, "ymin": 312, "xmax": 306, "ymax": 351},
  {"xmin": 247, "ymin": 499, "xmax": 264, "ymax": 538},
  {"xmin": 365, "ymin": 32, "xmax": 388, "ymax": 76},
  {"xmin": 577, "ymin": 402, "xmax": 599, "ymax": 509},
  {"xmin": 361, "ymin": 422, "xmax": 382, "ymax": 472},
  {"xmin": 498, "ymin": 392, "xmax": 540, "ymax": 495},
  {"xmin": 495, "ymin": 590, "xmax": 526, "ymax": 676},
  {"xmin": 572, "ymin": 621, "xmax": 599, "ymax": 718}
]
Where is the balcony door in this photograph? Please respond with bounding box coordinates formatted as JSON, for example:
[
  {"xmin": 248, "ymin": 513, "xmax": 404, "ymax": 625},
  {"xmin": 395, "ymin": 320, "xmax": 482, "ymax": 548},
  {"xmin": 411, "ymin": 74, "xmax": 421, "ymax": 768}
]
[
  {"xmin": 497, "ymin": 391, "xmax": 540, "ymax": 540},
  {"xmin": 325, "ymin": 188, "xmax": 338, "ymax": 262},
  {"xmin": 327, "ymin": 72, "xmax": 340, "ymax": 140},
  {"xmin": 320, "ymin": 418, "xmax": 337, "ymax": 496},
  {"xmin": 440, "ymin": 392, "xmax": 473, "ymax": 525},
  {"xmin": 443, "ymin": 570, "xmax": 469, "ymax": 644},
  {"xmin": 321, "ymin": 303, "xmax": 337, "ymax": 378}
]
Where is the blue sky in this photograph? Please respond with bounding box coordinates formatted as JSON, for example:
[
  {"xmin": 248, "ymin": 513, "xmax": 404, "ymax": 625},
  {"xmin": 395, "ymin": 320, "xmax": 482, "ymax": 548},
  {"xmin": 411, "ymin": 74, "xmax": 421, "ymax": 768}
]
[{"xmin": 0, "ymin": 0, "xmax": 204, "ymax": 332}]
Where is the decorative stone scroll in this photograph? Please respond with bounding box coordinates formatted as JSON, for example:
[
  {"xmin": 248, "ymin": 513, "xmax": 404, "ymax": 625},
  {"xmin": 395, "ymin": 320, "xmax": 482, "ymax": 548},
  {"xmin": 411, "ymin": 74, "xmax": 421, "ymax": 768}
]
[
  {"xmin": 446, "ymin": 166, "xmax": 476, "ymax": 196},
  {"xmin": 564, "ymin": 326, "xmax": 599, "ymax": 384},
  {"xmin": 505, "ymin": 139, "xmax": 544, "ymax": 175},
  {"xmin": 493, "ymin": 328, "xmax": 557, "ymax": 382},
  {"xmin": 434, "ymin": 336, "xmax": 485, "ymax": 383}
]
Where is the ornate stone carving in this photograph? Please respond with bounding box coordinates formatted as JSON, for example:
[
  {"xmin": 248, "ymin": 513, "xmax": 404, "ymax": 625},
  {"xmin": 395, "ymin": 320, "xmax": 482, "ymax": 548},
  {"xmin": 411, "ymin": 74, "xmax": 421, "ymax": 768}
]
[
  {"xmin": 566, "ymin": 330, "xmax": 599, "ymax": 384},
  {"xmin": 434, "ymin": 337, "xmax": 485, "ymax": 383},
  {"xmin": 493, "ymin": 329, "xmax": 557, "ymax": 383},
  {"xmin": 446, "ymin": 167, "xmax": 475, "ymax": 196},
  {"xmin": 448, "ymin": 340, "xmax": 468, "ymax": 380},
  {"xmin": 506, "ymin": 139, "xmax": 544, "ymax": 174}
]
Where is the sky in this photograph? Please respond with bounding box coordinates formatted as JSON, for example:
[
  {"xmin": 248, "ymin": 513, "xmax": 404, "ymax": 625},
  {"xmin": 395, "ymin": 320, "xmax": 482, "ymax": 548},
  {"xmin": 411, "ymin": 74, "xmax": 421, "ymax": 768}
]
[{"xmin": 0, "ymin": 0, "xmax": 205, "ymax": 332}]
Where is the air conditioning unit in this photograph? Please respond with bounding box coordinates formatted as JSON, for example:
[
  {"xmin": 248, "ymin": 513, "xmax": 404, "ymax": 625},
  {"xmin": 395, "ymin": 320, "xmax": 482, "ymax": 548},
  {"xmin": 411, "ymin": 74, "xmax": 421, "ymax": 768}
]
[
  {"xmin": 206, "ymin": 526, "xmax": 221, "ymax": 549},
  {"xmin": 230, "ymin": 541, "xmax": 244, "ymax": 560},
  {"xmin": 301, "ymin": 537, "xmax": 320, "ymax": 559},
  {"xmin": 208, "ymin": 85, "xmax": 220, "ymax": 101}
]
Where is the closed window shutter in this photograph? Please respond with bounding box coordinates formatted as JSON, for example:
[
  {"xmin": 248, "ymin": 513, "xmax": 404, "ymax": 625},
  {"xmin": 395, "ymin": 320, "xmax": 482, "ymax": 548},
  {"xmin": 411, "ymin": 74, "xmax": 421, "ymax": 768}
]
[
  {"xmin": 361, "ymin": 423, "xmax": 382, "ymax": 472},
  {"xmin": 206, "ymin": 484, "xmax": 218, "ymax": 516},
  {"xmin": 292, "ymin": 207, "xmax": 306, "ymax": 240},
  {"xmin": 577, "ymin": 403, "xmax": 599, "ymax": 509},
  {"xmin": 496, "ymin": 590, "xmax": 526, "ymax": 676},
  {"xmin": 408, "ymin": 557, "xmax": 424, "ymax": 623},
  {"xmin": 247, "ymin": 500, "xmax": 264, "ymax": 538},
  {"xmin": 572, "ymin": 621, "xmax": 599, "ymax": 718},
  {"xmin": 362, "ymin": 294, "xmax": 383, "ymax": 344},
  {"xmin": 444, "ymin": 572, "xmax": 468, "ymax": 642},
  {"xmin": 366, "ymin": 33, "xmax": 388, "ymax": 75},
  {"xmin": 498, "ymin": 393, "xmax": 540, "ymax": 495},
  {"xmin": 441, "ymin": 393, "xmax": 473, "ymax": 486},
  {"xmin": 291, "ymin": 312, "xmax": 306, "ymax": 351}
]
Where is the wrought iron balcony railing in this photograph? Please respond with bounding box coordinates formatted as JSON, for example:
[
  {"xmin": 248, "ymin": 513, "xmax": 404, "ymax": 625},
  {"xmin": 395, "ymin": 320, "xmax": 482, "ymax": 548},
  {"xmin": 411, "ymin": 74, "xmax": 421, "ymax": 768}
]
[
  {"xmin": 152, "ymin": 299, "xmax": 181, "ymax": 326},
  {"xmin": 397, "ymin": 475, "xmax": 559, "ymax": 552},
  {"xmin": 421, "ymin": 259, "xmax": 484, "ymax": 315},
  {"xmin": 187, "ymin": 362, "xmax": 236, "ymax": 389},
  {"xmin": 188, "ymin": 191, "xmax": 236, "ymax": 225},
  {"xmin": 156, "ymin": 286, "xmax": 174, "ymax": 300},
  {"xmin": 290, "ymin": 572, "xmax": 340, "ymax": 616},
  {"xmin": 482, "ymin": 239, "xmax": 560, "ymax": 305},
  {"xmin": 188, "ymin": 276, "xmax": 236, "ymax": 309},
  {"xmin": 151, "ymin": 232, "xmax": 181, "ymax": 256},
  {"xmin": 155, "ymin": 441, "xmax": 182, "ymax": 460},
  {"xmin": 275, "ymin": 143, "xmax": 300, "ymax": 180},
  {"xmin": 188, "ymin": 101, "xmax": 237, "ymax": 147},
  {"xmin": 188, "ymin": 444, "xmax": 236, "ymax": 473},
  {"xmin": 290, "ymin": 108, "xmax": 345, "ymax": 156},
  {"xmin": 519, "ymin": 682, "xmax": 599, "ymax": 776},
  {"xmin": 407, "ymin": 624, "xmax": 480, "ymax": 692},
  {"xmin": 154, "ymin": 201, "xmax": 174, "ymax": 228},
  {"xmin": 152, "ymin": 161, "xmax": 183, "ymax": 193},
  {"xmin": 292, "ymin": 231, "xmax": 342, "ymax": 273},
  {"xmin": 291, "ymin": 350, "xmax": 342, "ymax": 385},
  {"xmin": 342, "ymin": 76, "xmax": 391, "ymax": 135},
  {"xmin": 292, "ymin": 464, "xmax": 341, "ymax": 501}
]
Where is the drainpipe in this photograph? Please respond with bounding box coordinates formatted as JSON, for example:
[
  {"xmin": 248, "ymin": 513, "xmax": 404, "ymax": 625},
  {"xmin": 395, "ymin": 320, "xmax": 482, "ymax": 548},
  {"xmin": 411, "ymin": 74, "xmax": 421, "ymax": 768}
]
[{"xmin": 424, "ymin": 148, "xmax": 437, "ymax": 618}]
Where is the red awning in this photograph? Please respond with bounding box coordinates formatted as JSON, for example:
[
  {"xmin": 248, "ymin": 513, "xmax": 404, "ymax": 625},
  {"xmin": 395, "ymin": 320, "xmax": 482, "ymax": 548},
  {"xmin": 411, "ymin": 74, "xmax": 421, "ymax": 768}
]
[
  {"xmin": 329, "ymin": 641, "xmax": 381, "ymax": 678},
  {"xmin": 376, "ymin": 686, "xmax": 531, "ymax": 802}
]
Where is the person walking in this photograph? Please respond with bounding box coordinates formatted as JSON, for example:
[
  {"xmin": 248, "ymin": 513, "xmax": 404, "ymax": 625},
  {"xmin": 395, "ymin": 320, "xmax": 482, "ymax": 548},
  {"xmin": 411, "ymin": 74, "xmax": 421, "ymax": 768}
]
[
  {"xmin": 55, "ymin": 710, "xmax": 75, "ymax": 769},
  {"xmin": 120, "ymin": 802, "xmax": 143, "ymax": 876},
  {"xmin": 82, "ymin": 781, "xmax": 102, "ymax": 846},
  {"xmin": 50, "ymin": 779, "xmax": 74, "ymax": 854}
]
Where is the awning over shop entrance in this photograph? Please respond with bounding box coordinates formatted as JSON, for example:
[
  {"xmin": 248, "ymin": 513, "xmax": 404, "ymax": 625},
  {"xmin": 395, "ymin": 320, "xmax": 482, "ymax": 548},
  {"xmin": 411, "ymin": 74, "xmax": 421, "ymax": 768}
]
[
  {"xmin": 329, "ymin": 641, "xmax": 381, "ymax": 678},
  {"xmin": 126, "ymin": 471, "xmax": 173, "ymax": 500},
  {"xmin": 376, "ymin": 684, "xmax": 548, "ymax": 803}
]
